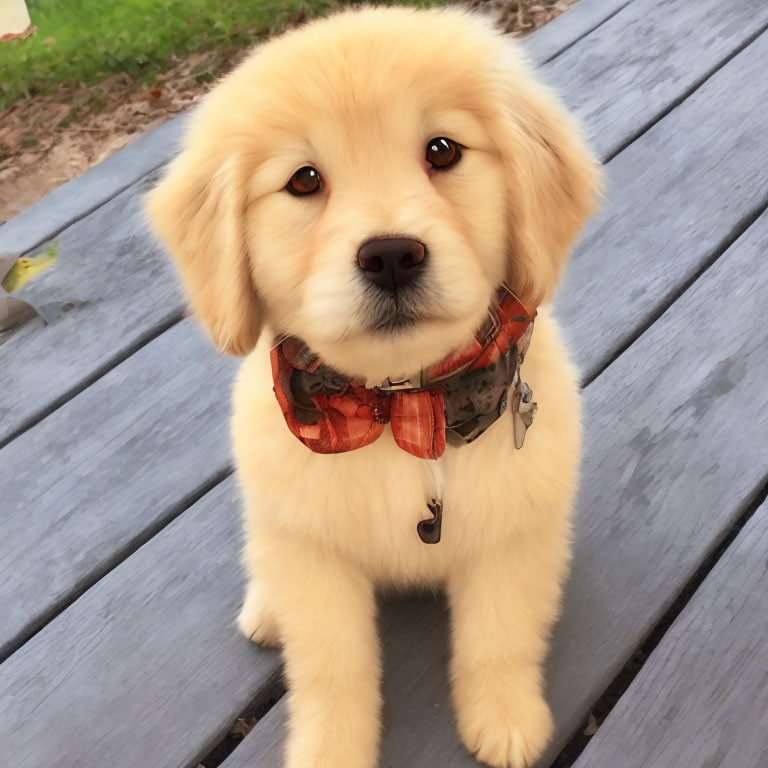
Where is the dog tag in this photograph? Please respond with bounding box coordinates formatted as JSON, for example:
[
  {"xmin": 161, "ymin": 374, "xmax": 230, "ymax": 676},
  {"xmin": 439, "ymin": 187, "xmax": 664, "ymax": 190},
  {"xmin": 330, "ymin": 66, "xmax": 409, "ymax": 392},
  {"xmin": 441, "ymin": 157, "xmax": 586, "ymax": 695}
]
[
  {"xmin": 417, "ymin": 498, "xmax": 443, "ymax": 544},
  {"xmin": 512, "ymin": 380, "xmax": 537, "ymax": 449}
]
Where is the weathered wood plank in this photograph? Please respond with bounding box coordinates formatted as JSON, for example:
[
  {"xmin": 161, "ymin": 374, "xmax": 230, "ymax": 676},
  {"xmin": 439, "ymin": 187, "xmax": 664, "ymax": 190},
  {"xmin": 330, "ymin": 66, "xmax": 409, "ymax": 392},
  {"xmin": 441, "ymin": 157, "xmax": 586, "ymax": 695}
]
[
  {"xmin": 0, "ymin": 116, "xmax": 186, "ymax": 254},
  {"xmin": 220, "ymin": 207, "xmax": 768, "ymax": 766},
  {"xmin": 0, "ymin": 179, "xmax": 185, "ymax": 448},
  {"xmin": 572, "ymin": 499, "xmax": 768, "ymax": 768},
  {"xmin": 543, "ymin": 0, "xmax": 768, "ymax": 160},
  {"xmin": 558, "ymin": 27, "xmax": 768, "ymax": 380},
  {"xmin": 0, "ymin": 0, "xmax": 756, "ymax": 448},
  {"xmin": 0, "ymin": 317, "xmax": 236, "ymax": 659},
  {"xmin": 525, "ymin": 0, "xmax": 634, "ymax": 66},
  {"xmin": 0, "ymin": 478, "xmax": 284, "ymax": 768}
]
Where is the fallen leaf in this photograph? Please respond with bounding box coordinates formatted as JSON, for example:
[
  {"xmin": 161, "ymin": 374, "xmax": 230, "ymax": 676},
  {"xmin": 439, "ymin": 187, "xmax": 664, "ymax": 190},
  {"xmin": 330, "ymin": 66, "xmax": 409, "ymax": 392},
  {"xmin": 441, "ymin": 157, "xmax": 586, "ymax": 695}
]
[
  {"xmin": 584, "ymin": 712, "xmax": 599, "ymax": 737},
  {"xmin": 1, "ymin": 244, "xmax": 59, "ymax": 293},
  {"xmin": 229, "ymin": 716, "xmax": 258, "ymax": 738},
  {"xmin": 0, "ymin": 253, "xmax": 43, "ymax": 331}
]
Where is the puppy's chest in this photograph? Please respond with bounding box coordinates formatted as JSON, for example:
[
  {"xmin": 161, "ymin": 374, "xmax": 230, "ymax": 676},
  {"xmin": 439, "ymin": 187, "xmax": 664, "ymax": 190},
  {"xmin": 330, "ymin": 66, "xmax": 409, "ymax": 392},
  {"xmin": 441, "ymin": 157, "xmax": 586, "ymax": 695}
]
[{"xmin": 292, "ymin": 419, "xmax": 524, "ymax": 581}]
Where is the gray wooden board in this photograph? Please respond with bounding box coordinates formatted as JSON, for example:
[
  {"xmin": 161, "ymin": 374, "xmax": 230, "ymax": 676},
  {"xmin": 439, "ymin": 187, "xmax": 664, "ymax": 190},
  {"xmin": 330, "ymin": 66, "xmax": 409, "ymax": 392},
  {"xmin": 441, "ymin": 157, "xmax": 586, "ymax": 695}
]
[
  {"xmin": 525, "ymin": 0, "xmax": 634, "ymax": 66},
  {"xmin": 0, "ymin": 477, "xmax": 284, "ymax": 768},
  {"xmin": 0, "ymin": 177, "xmax": 186, "ymax": 447},
  {"xmin": 572, "ymin": 499, "xmax": 768, "ymax": 768},
  {"xmin": 557, "ymin": 27, "xmax": 768, "ymax": 380},
  {"xmin": 0, "ymin": 317, "xmax": 236, "ymax": 659},
  {"xmin": 0, "ymin": 115, "xmax": 186, "ymax": 254},
  {"xmin": 0, "ymin": 0, "xmax": 746, "ymax": 449},
  {"xmin": 219, "ymin": 208, "xmax": 768, "ymax": 766},
  {"xmin": 542, "ymin": 0, "xmax": 768, "ymax": 160}
]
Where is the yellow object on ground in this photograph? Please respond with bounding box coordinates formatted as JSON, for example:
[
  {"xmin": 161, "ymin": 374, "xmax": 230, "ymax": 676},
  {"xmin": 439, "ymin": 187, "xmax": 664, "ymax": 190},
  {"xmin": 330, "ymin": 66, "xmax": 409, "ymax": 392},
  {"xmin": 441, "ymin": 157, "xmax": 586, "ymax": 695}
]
[{"xmin": 1, "ymin": 245, "xmax": 58, "ymax": 292}]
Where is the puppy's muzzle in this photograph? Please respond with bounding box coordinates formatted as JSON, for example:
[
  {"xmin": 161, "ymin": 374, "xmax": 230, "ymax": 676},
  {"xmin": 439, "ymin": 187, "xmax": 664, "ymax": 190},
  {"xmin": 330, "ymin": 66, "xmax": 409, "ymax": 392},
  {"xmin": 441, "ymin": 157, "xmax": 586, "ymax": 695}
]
[{"xmin": 357, "ymin": 237, "xmax": 427, "ymax": 293}]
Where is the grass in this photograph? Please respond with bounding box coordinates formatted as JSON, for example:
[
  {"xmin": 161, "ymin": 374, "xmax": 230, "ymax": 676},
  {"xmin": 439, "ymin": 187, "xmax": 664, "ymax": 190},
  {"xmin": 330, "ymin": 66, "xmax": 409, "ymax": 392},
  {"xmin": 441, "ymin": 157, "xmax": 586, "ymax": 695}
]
[{"xmin": 0, "ymin": 0, "xmax": 437, "ymax": 110}]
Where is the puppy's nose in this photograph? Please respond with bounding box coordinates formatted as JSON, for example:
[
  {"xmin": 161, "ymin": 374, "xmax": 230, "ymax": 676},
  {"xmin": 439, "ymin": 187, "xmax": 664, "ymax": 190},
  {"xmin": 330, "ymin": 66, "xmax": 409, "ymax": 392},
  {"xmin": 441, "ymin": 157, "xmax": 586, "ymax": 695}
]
[{"xmin": 357, "ymin": 238, "xmax": 427, "ymax": 292}]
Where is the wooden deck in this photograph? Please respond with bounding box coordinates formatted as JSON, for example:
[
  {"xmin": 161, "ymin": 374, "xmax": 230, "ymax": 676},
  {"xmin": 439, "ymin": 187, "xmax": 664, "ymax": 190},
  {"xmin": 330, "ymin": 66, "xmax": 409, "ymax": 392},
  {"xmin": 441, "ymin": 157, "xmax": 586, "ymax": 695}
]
[{"xmin": 2, "ymin": 1, "xmax": 768, "ymax": 766}]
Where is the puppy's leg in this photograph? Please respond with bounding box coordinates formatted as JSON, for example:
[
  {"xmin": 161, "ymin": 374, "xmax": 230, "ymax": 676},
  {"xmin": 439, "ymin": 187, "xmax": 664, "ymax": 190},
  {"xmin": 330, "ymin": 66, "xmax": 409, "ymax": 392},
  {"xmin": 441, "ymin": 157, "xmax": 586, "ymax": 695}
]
[
  {"xmin": 266, "ymin": 535, "xmax": 381, "ymax": 768},
  {"xmin": 448, "ymin": 530, "xmax": 569, "ymax": 768},
  {"xmin": 238, "ymin": 532, "xmax": 281, "ymax": 646},
  {"xmin": 237, "ymin": 577, "xmax": 281, "ymax": 646}
]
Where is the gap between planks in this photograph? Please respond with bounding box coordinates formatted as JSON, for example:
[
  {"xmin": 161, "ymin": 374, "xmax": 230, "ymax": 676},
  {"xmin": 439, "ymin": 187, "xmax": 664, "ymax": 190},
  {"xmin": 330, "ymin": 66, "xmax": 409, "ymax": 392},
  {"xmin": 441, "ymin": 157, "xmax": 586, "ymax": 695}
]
[
  {"xmin": 601, "ymin": 17, "xmax": 768, "ymax": 164},
  {"xmin": 0, "ymin": 309, "xmax": 184, "ymax": 452},
  {"xmin": 581, "ymin": 192, "xmax": 768, "ymax": 387},
  {"xmin": 537, "ymin": 0, "xmax": 636, "ymax": 67},
  {"xmin": 549, "ymin": 474, "xmax": 768, "ymax": 767},
  {"xmin": 0, "ymin": 465, "xmax": 233, "ymax": 666}
]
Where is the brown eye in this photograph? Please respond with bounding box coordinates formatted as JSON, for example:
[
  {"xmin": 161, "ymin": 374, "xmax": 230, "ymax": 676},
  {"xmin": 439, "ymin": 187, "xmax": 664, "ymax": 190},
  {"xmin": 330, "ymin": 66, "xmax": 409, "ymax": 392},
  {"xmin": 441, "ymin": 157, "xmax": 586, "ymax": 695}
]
[
  {"xmin": 287, "ymin": 166, "xmax": 321, "ymax": 196},
  {"xmin": 426, "ymin": 137, "xmax": 461, "ymax": 169}
]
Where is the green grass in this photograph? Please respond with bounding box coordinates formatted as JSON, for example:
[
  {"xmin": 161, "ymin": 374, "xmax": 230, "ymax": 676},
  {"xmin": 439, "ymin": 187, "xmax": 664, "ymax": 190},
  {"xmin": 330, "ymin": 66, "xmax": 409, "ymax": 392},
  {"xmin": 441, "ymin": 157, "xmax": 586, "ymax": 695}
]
[{"xmin": 0, "ymin": 0, "xmax": 437, "ymax": 110}]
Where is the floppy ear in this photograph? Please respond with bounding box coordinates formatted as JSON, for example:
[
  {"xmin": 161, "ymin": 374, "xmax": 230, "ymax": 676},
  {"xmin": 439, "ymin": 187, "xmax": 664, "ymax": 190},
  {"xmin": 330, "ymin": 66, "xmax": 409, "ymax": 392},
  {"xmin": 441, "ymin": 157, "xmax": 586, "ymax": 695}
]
[
  {"xmin": 496, "ymin": 52, "xmax": 601, "ymax": 308},
  {"xmin": 145, "ymin": 133, "xmax": 262, "ymax": 356}
]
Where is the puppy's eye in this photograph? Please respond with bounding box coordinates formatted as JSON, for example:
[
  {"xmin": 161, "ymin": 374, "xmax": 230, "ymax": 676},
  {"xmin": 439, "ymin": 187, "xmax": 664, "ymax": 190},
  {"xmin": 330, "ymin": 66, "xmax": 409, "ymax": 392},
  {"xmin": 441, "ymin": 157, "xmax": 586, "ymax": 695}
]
[
  {"xmin": 286, "ymin": 166, "xmax": 322, "ymax": 196},
  {"xmin": 426, "ymin": 137, "xmax": 461, "ymax": 169}
]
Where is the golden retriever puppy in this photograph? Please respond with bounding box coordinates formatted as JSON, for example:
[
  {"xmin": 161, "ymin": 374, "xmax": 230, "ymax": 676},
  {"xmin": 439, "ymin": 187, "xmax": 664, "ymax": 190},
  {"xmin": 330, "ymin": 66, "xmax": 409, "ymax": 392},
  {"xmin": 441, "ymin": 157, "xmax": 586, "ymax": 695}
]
[{"xmin": 147, "ymin": 6, "xmax": 599, "ymax": 767}]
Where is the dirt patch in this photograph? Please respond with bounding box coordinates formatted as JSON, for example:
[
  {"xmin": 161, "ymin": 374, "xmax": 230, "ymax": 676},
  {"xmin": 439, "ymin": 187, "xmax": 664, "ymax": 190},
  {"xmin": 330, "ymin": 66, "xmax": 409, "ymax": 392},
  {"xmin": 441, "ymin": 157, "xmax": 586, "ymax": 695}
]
[
  {"xmin": 0, "ymin": 46, "xmax": 248, "ymax": 223},
  {"xmin": 0, "ymin": 0, "xmax": 575, "ymax": 226}
]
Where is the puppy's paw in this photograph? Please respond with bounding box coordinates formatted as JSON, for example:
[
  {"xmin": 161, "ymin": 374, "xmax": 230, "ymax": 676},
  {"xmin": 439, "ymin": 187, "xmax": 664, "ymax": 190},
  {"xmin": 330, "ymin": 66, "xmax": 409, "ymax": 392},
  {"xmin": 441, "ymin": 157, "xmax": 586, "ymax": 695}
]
[
  {"xmin": 237, "ymin": 582, "xmax": 280, "ymax": 647},
  {"xmin": 456, "ymin": 688, "xmax": 553, "ymax": 768}
]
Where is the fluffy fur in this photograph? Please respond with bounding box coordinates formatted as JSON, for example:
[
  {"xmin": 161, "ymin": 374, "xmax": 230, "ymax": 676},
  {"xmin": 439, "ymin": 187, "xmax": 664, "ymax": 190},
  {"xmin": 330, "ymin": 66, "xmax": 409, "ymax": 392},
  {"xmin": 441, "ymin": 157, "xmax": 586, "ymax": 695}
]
[{"xmin": 146, "ymin": 6, "xmax": 599, "ymax": 767}]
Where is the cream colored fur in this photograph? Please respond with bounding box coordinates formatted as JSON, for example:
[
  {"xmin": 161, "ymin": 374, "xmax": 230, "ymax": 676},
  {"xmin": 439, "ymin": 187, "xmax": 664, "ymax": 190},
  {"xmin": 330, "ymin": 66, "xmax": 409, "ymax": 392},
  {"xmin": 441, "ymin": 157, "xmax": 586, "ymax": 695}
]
[{"xmin": 146, "ymin": 6, "xmax": 599, "ymax": 767}]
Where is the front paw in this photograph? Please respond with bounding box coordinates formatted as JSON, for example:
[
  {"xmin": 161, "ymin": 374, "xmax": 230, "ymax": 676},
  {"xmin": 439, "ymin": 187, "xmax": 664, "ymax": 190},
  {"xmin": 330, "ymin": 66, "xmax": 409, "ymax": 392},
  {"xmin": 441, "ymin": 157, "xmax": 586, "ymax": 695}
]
[
  {"xmin": 237, "ymin": 581, "xmax": 280, "ymax": 647},
  {"xmin": 456, "ymin": 684, "xmax": 553, "ymax": 768}
]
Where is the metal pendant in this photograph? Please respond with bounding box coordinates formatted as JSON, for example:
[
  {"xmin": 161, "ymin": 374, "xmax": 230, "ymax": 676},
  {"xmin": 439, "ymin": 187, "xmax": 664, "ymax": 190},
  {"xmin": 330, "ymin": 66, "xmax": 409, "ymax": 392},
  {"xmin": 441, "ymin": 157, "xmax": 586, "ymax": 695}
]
[
  {"xmin": 417, "ymin": 498, "xmax": 443, "ymax": 544},
  {"xmin": 512, "ymin": 380, "xmax": 537, "ymax": 449}
]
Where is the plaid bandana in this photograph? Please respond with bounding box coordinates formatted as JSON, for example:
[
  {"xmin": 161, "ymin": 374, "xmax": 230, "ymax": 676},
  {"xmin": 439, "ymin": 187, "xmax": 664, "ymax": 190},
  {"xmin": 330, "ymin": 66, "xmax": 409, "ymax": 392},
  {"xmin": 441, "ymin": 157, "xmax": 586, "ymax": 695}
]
[{"xmin": 271, "ymin": 288, "xmax": 536, "ymax": 460}]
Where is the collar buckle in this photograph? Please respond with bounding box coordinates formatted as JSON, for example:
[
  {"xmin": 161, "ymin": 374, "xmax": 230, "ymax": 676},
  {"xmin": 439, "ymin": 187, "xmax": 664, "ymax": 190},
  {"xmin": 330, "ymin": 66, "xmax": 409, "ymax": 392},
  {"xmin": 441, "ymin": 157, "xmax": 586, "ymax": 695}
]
[{"xmin": 378, "ymin": 374, "xmax": 424, "ymax": 392}]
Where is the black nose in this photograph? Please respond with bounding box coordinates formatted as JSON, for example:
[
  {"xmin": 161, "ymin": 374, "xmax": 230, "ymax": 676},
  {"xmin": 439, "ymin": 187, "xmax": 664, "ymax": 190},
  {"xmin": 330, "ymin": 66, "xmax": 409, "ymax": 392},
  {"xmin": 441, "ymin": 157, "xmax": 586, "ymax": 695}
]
[{"xmin": 357, "ymin": 237, "xmax": 427, "ymax": 292}]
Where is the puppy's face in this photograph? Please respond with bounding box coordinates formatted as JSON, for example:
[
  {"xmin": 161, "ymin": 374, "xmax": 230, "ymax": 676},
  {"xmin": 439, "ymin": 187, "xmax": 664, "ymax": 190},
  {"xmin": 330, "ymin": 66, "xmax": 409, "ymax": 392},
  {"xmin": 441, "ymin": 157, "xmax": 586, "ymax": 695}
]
[{"xmin": 147, "ymin": 7, "xmax": 599, "ymax": 381}]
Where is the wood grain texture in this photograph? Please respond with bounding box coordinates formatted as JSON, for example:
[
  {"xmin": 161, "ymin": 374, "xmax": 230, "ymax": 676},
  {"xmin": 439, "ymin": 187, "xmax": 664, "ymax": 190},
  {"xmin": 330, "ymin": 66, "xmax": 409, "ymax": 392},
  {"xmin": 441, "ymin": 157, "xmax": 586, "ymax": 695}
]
[
  {"xmin": 0, "ymin": 116, "xmax": 186, "ymax": 255},
  {"xmin": 0, "ymin": 0, "xmax": 748, "ymax": 450},
  {"xmin": 557, "ymin": 28, "xmax": 768, "ymax": 380},
  {"xmin": 525, "ymin": 0, "xmax": 634, "ymax": 66},
  {"xmin": 220, "ymin": 597, "xmax": 457, "ymax": 768},
  {"xmin": 0, "ymin": 477, "xmax": 283, "ymax": 768},
  {"xmin": 572, "ymin": 499, "xmax": 768, "ymax": 768},
  {"xmin": 543, "ymin": 0, "xmax": 768, "ymax": 160},
  {"xmin": 0, "ymin": 317, "xmax": 236, "ymax": 659},
  {"xmin": 221, "ymin": 207, "xmax": 768, "ymax": 766},
  {"xmin": 0, "ymin": 177, "xmax": 187, "ymax": 447}
]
